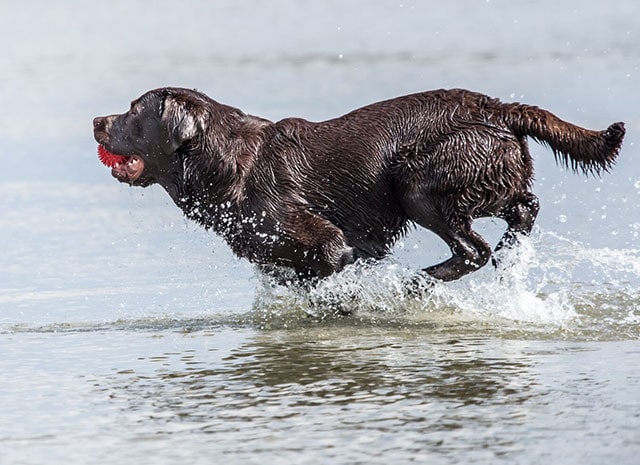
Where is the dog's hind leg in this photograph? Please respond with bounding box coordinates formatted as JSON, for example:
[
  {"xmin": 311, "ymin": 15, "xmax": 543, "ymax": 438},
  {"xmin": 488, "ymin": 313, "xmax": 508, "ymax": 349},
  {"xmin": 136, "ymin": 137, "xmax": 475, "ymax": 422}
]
[
  {"xmin": 423, "ymin": 219, "xmax": 493, "ymax": 281},
  {"xmin": 493, "ymin": 193, "xmax": 540, "ymax": 266},
  {"xmin": 403, "ymin": 200, "xmax": 493, "ymax": 281}
]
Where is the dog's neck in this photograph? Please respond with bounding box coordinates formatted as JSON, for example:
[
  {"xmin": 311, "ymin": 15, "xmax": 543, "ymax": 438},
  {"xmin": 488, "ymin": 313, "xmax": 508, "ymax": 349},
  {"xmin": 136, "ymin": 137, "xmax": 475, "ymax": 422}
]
[{"xmin": 163, "ymin": 111, "xmax": 273, "ymax": 236}]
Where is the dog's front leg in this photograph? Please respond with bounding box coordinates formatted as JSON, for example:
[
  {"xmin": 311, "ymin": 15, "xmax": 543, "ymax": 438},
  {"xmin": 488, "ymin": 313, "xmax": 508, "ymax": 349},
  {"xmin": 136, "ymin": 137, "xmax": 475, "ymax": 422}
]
[{"xmin": 279, "ymin": 210, "xmax": 356, "ymax": 279}]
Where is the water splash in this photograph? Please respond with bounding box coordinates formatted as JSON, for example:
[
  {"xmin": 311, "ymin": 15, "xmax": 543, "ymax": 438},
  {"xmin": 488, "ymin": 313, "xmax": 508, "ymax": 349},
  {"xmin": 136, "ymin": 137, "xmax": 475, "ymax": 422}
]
[
  {"xmin": 252, "ymin": 230, "xmax": 640, "ymax": 339},
  {"xmin": 6, "ymin": 229, "xmax": 637, "ymax": 341}
]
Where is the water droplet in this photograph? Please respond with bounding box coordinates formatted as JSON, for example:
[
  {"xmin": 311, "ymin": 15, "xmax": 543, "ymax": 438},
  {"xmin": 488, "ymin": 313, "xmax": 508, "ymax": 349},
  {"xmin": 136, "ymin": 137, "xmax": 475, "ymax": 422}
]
[
  {"xmin": 558, "ymin": 214, "xmax": 568, "ymax": 223},
  {"xmin": 634, "ymin": 180, "xmax": 640, "ymax": 189}
]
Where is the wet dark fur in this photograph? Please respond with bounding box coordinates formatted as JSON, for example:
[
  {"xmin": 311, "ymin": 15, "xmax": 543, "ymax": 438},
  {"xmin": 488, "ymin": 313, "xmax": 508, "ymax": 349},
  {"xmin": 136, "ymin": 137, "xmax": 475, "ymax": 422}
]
[{"xmin": 93, "ymin": 87, "xmax": 625, "ymax": 282}]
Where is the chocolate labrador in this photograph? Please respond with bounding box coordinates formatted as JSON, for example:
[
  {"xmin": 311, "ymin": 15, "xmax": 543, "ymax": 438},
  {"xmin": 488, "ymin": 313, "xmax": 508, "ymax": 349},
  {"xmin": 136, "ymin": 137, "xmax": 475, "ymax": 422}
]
[{"xmin": 93, "ymin": 87, "xmax": 625, "ymax": 282}]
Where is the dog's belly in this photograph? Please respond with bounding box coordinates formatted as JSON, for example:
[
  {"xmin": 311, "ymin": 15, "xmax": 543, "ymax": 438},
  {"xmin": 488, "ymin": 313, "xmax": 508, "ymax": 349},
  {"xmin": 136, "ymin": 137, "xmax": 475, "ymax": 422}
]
[{"xmin": 303, "ymin": 183, "xmax": 408, "ymax": 260}]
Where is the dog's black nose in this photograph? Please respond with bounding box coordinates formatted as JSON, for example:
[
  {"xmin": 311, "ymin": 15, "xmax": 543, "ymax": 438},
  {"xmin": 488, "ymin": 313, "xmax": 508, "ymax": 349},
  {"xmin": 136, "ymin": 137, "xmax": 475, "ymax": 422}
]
[{"xmin": 93, "ymin": 116, "xmax": 105, "ymax": 130}]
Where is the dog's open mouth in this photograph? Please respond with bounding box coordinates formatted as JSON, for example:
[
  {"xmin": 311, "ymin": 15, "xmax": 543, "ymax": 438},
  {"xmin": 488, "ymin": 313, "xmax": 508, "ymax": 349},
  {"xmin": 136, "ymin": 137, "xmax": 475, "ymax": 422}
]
[{"xmin": 97, "ymin": 145, "xmax": 145, "ymax": 183}]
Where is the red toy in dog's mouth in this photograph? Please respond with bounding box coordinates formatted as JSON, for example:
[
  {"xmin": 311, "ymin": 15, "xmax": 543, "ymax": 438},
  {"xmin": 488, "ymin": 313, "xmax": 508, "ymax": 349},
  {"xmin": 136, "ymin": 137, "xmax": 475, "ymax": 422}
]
[
  {"xmin": 97, "ymin": 145, "xmax": 145, "ymax": 183},
  {"xmin": 97, "ymin": 145, "xmax": 129, "ymax": 168}
]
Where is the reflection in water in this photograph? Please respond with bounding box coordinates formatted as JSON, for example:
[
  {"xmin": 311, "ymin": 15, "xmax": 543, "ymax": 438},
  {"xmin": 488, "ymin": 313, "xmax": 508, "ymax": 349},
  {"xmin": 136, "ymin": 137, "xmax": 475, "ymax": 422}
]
[
  {"xmin": 221, "ymin": 332, "xmax": 533, "ymax": 407},
  {"xmin": 100, "ymin": 328, "xmax": 537, "ymax": 459}
]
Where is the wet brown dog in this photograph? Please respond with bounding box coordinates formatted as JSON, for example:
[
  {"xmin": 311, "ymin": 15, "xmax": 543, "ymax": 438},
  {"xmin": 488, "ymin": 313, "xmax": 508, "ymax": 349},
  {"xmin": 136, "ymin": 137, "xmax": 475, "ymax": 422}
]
[{"xmin": 93, "ymin": 87, "xmax": 624, "ymax": 283}]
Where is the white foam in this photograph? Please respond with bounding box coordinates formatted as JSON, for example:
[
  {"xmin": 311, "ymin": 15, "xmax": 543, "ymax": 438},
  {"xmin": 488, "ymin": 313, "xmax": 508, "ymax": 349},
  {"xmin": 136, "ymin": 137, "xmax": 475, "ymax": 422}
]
[{"xmin": 252, "ymin": 229, "xmax": 640, "ymax": 337}]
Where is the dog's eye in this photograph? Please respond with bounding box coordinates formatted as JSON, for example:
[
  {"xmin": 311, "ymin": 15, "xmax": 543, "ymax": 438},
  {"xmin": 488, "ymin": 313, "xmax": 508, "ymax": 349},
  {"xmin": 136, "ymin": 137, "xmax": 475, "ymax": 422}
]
[{"xmin": 130, "ymin": 106, "xmax": 139, "ymax": 116}]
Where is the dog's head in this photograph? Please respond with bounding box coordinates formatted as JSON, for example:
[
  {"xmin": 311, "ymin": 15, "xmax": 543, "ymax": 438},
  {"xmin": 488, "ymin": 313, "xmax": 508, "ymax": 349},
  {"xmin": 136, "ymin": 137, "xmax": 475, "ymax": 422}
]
[{"xmin": 93, "ymin": 87, "xmax": 205, "ymax": 187}]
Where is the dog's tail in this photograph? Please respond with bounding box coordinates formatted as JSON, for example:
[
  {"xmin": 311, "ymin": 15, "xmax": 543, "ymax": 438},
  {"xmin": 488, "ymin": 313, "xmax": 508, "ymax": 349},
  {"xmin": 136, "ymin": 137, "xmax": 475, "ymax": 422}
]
[{"xmin": 502, "ymin": 103, "xmax": 625, "ymax": 175}]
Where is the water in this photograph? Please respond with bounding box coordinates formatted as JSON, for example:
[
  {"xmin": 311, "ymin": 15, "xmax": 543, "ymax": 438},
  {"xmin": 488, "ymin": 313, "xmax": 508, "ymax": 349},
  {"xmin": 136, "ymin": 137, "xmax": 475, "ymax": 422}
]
[{"xmin": 1, "ymin": 1, "xmax": 639, "ymax": 464}]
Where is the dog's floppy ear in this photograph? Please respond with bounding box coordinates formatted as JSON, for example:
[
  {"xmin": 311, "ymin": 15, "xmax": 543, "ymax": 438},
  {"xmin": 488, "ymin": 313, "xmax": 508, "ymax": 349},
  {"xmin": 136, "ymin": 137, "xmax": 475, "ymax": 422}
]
[{"xmin": 160, "ymin": 95, "xmax": 202, "ymax": 153}]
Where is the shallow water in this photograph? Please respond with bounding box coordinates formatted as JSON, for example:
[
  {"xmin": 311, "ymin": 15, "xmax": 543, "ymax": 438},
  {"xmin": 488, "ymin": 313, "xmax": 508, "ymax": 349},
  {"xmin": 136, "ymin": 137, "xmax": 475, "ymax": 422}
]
[
  {"xmin": 1, "ymin": 1, "xmax": 640, "ymax": 464},
  {"xmin": 2, "ymin": 328, "xmax": 639, "ymax": 465}
]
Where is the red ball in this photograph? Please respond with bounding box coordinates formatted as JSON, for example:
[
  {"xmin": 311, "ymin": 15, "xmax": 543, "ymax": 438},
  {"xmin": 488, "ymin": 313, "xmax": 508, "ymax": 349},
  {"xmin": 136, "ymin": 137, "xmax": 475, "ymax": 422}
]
[{"xmin": 97, "ymin": 145, "xmax": 128, "ymax": 168}]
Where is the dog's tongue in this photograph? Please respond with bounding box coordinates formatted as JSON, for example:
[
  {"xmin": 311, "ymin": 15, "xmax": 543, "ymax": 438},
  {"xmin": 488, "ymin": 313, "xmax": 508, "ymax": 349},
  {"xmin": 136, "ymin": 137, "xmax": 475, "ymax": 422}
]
[{"xmin": 97, "ymin": 145, "xmax": 128, "ymax": 168}]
